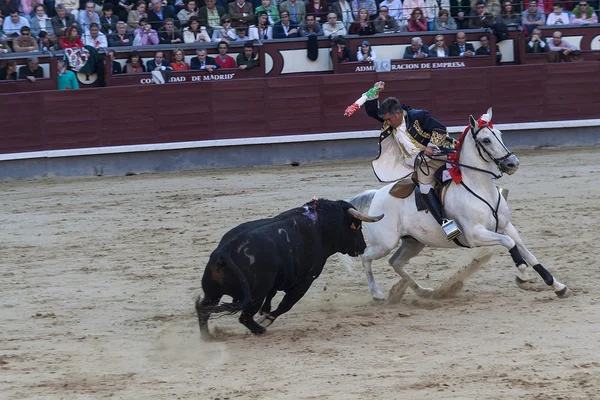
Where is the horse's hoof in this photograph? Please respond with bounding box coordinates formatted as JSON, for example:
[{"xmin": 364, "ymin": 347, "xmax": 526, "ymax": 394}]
[
  {"xmin": 252, "ymin": 325, "xmax": 267, "ymax": 335},
  {"xmin": 255, "ymin": 314, "xmax": 274, "ymax": 327},
  {"xmin": 556, "ymin": 287, "xmax": 572, "ymax": 298},
  {"xmin": 516, "ymin": 276, "xmax": 535, "ymax": 291},
  {"xmin": 415, "ymin": 288, "xmax": 434, "ymax": 299},
  {"xmin": 372, "ymin": 291, "xmax": 386, "ymax": 301}
]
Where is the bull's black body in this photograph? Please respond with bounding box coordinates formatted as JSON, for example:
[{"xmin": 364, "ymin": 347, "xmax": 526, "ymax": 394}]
[{"xmin": 196, "ymin": 199, "xmax": 369, "ymax": 339}]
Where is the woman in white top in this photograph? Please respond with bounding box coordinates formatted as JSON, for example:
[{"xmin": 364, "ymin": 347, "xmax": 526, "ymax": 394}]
[
  {"xmin": 249, "ymin": 11, "xmax": 273, "ymax": 40},
  {"xmin": 357, "ymin": 40, "xmax": 376, "ymax": 61},
  {"xmin": 211, "ymin": 14, "xmax": 238, "ymax": 42},
  {"xmin": 183, "ymin": 16, "xmax": 211, "ymax": 43}
]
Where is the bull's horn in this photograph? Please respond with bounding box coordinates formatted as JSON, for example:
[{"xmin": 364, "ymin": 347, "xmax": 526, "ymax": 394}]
[{"xmin": 347, "ymin": 208, "xmax": 384, "ymax": 223}]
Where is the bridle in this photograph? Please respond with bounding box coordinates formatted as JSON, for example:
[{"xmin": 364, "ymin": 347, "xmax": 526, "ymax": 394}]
[{"xmin": 470, "ymin": 124, "xmax": 515, "ymax": 176}]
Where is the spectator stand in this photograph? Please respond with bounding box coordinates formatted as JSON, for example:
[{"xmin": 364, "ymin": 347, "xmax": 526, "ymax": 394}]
[
  {"xmin": 0, "ymin": 52, "xmax": 56, "ymax": 93},
  {"xmin": 520, "ymin": 23, "xmax": 600, "ymax": 63}
]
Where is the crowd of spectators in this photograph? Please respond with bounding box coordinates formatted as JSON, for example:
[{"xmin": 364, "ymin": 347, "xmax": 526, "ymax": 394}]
[{"xmin": 0, "ymin": 0, "xmax": 598, "ymax": 82}]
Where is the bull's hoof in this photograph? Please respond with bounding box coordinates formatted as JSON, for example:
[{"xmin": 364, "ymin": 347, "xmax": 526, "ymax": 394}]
[
  {"xmin": 556, "ymin": 286, "xmax": 572, "ymax": 298},
  {"xmin": 200, "ymin": 332, "xmax": 216, "ymax": 342},
  {"xmin": 516, "ymin": 276, "xmax": 535, "ymax": 291},
  {"xmin": 251, "ymin": 325, "xmax": 267, "ymax": 335}
]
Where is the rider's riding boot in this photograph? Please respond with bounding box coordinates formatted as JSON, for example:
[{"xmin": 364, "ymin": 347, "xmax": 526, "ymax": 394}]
[{"xmin": 421, "ymin": 190, "xmax": 462, "ymax": 241}]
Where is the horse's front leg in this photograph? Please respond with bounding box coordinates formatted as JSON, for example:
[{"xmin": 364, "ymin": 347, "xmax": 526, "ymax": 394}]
[
  {"xmin": 468, "ymin": 225, "xmax": 571, "ymax": 298},
  {"xmin": 502, "ymin": 222, "xmax": 571, "ymax": 298},
  {"xmin": 361, "ymin": 244, "xmax": 392, "ymax": 301},
  {"xmin": 388, "ymin": 237, "xmax": 429, "ymax": 300}
]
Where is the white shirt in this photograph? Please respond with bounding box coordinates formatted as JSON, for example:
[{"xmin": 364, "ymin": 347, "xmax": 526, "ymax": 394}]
[
  {"xmin": 546, "ymin": 11, "xmax": 570, "ymax": 25},
  {"xmin": 83, "ymin": 31, "xmax": 108, "ymax": 48},
  {"xmin": 2, "ymin": 16, "xmax": 30, "ymax": 35},
  {"xmin": 338, "ymin": 0, "xmax": 354, "ymax": 25},
  {"xmin": 323, "ymin": 21, "xmax": 347, "ymax": 36}
]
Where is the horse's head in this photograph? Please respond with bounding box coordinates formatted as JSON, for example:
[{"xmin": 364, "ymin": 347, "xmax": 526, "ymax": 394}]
[{"xmin": 469, "ymin": 108, "xmax": 520, "ymax": 175}]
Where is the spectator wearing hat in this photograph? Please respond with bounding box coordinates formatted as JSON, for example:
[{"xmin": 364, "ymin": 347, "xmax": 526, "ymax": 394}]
[
  {"xmin": 249, "ymin": 10, "xmax": 273, "ymax": 40},
  {"xmin": 374, "ymin": 5, "xmax": 400, "ymax": 33},
  {"xmin": 272, "ymin": 10, "xmax": 299, "ymax": 39},
  {"xmin": 13, "ymin": 26, "xmax": 39, "ymax": 51},
  {"xmin": 332, "ymin": 36, "xmax": 353, "ymax": 63},
  {"xmin": 57, "ymin": 57, "xmax": 79, "ymax": 89},
  {"xmin": 298, "ymin": 13, "xmax": 323, "ymax": 36},
  {"xmin": 357, "ymin": 40, "xmax": 376, "ymax": 62},
  {"xmin": 322, "ymin": 12, "xmax": 346, "ymax": 37},
  {"xmin": 214, "ymin": 40, "xmax": 237, "ymax": 68},
  {"xmin": 4, "ymin": 9, "xmax": 30, "ymax": 37},
  {"xmin": 18, "ymin": 56, "xmax": 43, "ymax": 81}
]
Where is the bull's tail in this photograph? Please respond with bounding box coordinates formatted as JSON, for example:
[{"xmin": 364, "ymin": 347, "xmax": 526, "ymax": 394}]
[
  {"xmin": 197, "ymin": 254, "xmax": 251, "ymax": 315},
  {"xmin": 347, "ymin": 190, "xmax": 377, "ymax": 214}
]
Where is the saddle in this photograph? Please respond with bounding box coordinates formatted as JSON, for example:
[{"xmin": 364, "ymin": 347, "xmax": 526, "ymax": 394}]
[{"xmin": 388, "ymin": 167, "xmax": 452, "ymax": 211}]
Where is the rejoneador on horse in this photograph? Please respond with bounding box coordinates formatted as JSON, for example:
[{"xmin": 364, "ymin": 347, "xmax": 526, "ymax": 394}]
[{"xmin": 345, "ymin": 81, "xmax": 571, "ymax": 301}]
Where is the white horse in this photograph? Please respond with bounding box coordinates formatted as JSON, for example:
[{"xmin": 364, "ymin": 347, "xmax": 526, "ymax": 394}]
[{"xmin": 348, "ymin": 109, "xmax": 571, "ymax": 301}]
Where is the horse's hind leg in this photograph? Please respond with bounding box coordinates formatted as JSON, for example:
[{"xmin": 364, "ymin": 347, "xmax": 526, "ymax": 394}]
[
  {"xmin": 503, "ymin": 222, "xmax": 571, "ymax": 297},
  {"xmin": 388, "ymin": 236, "xmax": 429, "ymax": 300}
]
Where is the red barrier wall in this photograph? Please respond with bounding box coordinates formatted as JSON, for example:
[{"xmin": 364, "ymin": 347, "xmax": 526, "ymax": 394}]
[{"xmin": 1, "ymin": 61, "xmax": 599, "ymax": 155}]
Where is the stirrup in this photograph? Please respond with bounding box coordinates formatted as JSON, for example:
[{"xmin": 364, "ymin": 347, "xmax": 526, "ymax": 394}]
[{"xmin": 441, "ymin": 219, "xmax": 462, "ymax": 241}]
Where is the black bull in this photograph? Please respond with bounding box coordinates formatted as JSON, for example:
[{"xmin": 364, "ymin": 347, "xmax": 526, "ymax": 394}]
[{"xmin": 195, "ymin": 199, "xmax": 383, "ymax": 339}]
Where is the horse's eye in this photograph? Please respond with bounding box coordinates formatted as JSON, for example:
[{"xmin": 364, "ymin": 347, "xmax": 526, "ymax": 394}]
[{"xmin": 482, "ymin": 138, "xmax": 492, "ymax": 144}]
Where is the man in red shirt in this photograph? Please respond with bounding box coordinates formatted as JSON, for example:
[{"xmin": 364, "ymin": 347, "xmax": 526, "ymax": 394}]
[{"xmin": 214, "ymin": 41, "xmax": 237, "ymax": 68}]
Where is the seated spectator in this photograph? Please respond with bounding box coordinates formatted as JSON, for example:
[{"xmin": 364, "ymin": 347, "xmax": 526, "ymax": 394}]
[
  {"xmin": 18, "ymin": 56, "xmax": 43, "ymax": 81},
  {"xmin": 306, "ymin": 0, "xmax": 328, "ymax": 24},
  {"xmin": 56, "ymin": 57, "xmax": 79, "ymax": 89},
  {"xmin": 51, "ymin": 4, "xmax": 77, "ymax": 38},
  {"xmin": 434, "ymin": 9, "xmax": 457, "ymax": 30},
  {"xmin": 401, "ymin": 0, "xmax": 425, "ymax": 25},
  {"xmin": 55, "ymin": 0, "xmax": 79, "ymax": 17},
  {"xmin": 60, "ymin": 25, "xmax": 84, "ymax": 48},
  {"xmin": 548, "ymin": 30, "xmax": 580, "ymax": 62},
  {"xmin": 236, "ymin": 26, "xmax": 249, "ymax": 41},
  {"xmin": 379, "ymin": 0, "xmax": 403, "ymax": 24},
  {"xmin": 331, "ymin": 0, "xmax": 354, "ymax": 27},
  {"xmin": 279, "ymin": 0, "xmax": 306, "ymax": 25},
  {"xmin": 214, "ymin": 40, "xmax": 236, "ymax": 68},
  {"xmin": 525, "ymin": 27, "xmax": 549, "ymax": 53},
  {"xmin": 475, "ymin": 33, "xmax": 501, "ymax": 62},
  {"xmin": 178, "ymin": 0, "xmax": 198, "ymax": 28},
  {"xmin": 403, "ymin": 36, "xmax": 428, "ymax": 59},
  {"xmin": 0, "ymin": 60, "xmax": 18, "ymax": 80},
  {"xmin": 356, "ymin": 40, "xmax": 376, "ymax": 62},
  {"xmin": 190, "ymin": 47, "xmax": 217, "ymax": 71},
  {"xmin": 199, "ymin": 0, "xmax": 226, "ymax": 31},
  {"xmin": 546, "ymin": 3, "xmax": 571, "ymax": 25},
  {"xmin": 228, "ymin": 0, "xmax": 254, "ymax": 29},
  {"xmin": 451, "ymin": 0, "xmax": 470, "ymax": 30},
  {"xmin": 38, "ymin": 30, "xmax": 58, "ymax": 50},
  {"xmin": 249, "ymin": 10, "xmax": 273, "ymax": 40},
  {"xmin": 348, "ymin": 7, "xmax": 375, "ymax": 35},
  {"xmin": 183, "ymin": 16, "xmax": 211, "ymax": 43},
  {"xmin": 78, "ymin": 2, "xmax": 100, "ymax": 31},
  {"xmin": 147, "ymin": 0, "xmax": 177, "ymax": 31},
  {"xmin": 428, "ymin": 34, "xmax": 450, "ymax": 57},
  {"xmin": 108, "ymin": 21, "xmax": 133, "ymax": 46},
  {"xmin": 211, "ymin": 14, "xmax": 238, "ymax": 42},
  {"xmin": 522, "ymin": 0, "xmax": 545, "ymax": 33},
  {"xmin": 127, "ymin": 1, "xmax": 147, "ymax": 32},
  {"xmin": 571, "ymin": 1, "xmax": 598, "ymax": 23},
  {"xmin": 374, "ymin": 5, "xmax": 400, "ymax": 33},
  {"xmin": 4, "ymin": 10, "xmax": 30, "ymax": 37},
  {"xmin": 0, "ymin": 22, "xmax": 11, "ymax": 53},
  {"xmin": 449, "ymin": 31, "xmax": 474, "ymax": 56},
  {"xmin": 236, "ymin": 41, "xmax": 259, "ymax": 69},
  {"xmin": 108, "ymin": 49, "xmax": 121, "ymax": 74},
  {"xmin": 322, "ymin": 13, "xmax": 346, "ymax": 36},
  {"xmin": 134, "ymin": 18, "xmax": 159, "ymax": 45},
  {"xmin": 171, "ymin": 48, "xmax": 190, "ymax": 70},
  {"xmin": 109, "ymin": 0, "xmax": 133, "ymax": 23},
  {"xmin": 272, "ymin": 10, "xmax": 299, "ymax": 39},
  {"xmin": 332, "ymin": 36, "xmax": 353, "ymax": 62},
  {"xmin": 255, "ymin": 0, "xmax": 280, "ymax": 25},
  {"xmin": 30, "ymin": 4, "xmax": 55, "ymax": 38},
  {"xmin": 495, "ymin": 1, "xmax": 519, "ymax": 26},
  {"xmin": 13, "ymin": 26, "xmax": 39, "ymax": 52},
  {"xmin": 407, "ymin": 7, "xmax": 427, "ymax": 31},
  {"xmin": 100, "ymin": 3, "xmax": 119, "ymax": 35},
  {"xmin": 468, "ymin": 0, "xmax": 494, "ymax": 29},
  {"xmin": 19, "ymin": 0, "xmax": 41, "ymax": 21},
  {"xmin": 351, "ymin": 0, "xmax": 377, "ymax": 20},
  {"xmin": 83, "ymin": 22, "xmax": 108, "ymax": 48},
  {"xmin": 470, "ymin": 0, "xmax": 501, "ymax": 17},
  {"xmin": 124, "ymin": 50, "xmax": 146, "ymax": 73},
  {"xmin": 299, "ymin": 14, "xmax": 323, "ymax": 36},
  {"xmin": 158, "ymin": 18, "xmax": 183, "ymax": 44},
  {"xmin": 146, "ymin": 50, "xmax": 173, "ymax": 71}
]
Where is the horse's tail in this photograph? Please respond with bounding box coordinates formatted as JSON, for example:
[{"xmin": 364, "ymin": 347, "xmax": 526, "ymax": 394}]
[{"xmin": 347, "ymin": 190, "xmax": 378, "ymax": 214}]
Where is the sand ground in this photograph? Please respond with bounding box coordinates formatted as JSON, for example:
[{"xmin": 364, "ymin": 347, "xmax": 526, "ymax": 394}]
[{"xmin": 1, "ymin": 147, "xmax": 599, "ymax": 399}]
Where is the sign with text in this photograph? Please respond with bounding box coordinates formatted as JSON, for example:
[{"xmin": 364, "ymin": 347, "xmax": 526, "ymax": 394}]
[
  {"xmin": 337, "ymin": 57, "xmax": 494, "ymax": 74},
  {"xmin": 108, "ymin": 69, "xmax": 263, "ymax": 87}
]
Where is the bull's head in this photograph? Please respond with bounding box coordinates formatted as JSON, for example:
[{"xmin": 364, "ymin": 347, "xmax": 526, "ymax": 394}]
[{"xmin": 343, "ymin": 207, "xmax": 384, "ymax": 257}]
